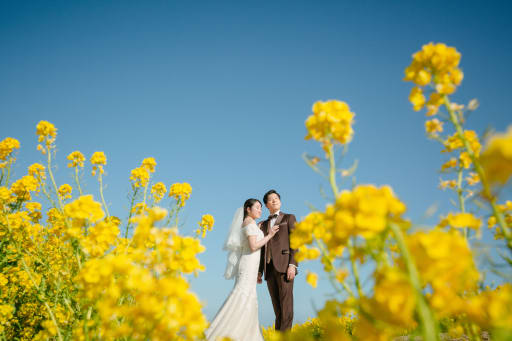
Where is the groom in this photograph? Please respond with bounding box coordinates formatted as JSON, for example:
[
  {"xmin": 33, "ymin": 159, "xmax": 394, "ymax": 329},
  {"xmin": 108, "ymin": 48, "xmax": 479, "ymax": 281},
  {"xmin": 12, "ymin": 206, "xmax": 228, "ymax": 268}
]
[{"xmin": 258, "ymin": 189, "xmax": 298, "ymax": 331}]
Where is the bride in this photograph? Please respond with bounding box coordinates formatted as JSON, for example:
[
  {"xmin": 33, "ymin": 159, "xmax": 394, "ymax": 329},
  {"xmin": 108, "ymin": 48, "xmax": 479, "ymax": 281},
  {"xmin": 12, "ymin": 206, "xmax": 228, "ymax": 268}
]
[{"xmin": 205, "ymin": 199, "xmax": 279, "ymax": 341}]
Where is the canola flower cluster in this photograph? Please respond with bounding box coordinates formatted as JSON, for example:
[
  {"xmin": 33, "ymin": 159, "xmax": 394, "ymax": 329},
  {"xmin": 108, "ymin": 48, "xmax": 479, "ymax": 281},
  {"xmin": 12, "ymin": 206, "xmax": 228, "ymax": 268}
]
[
  {"xmin": 2, "ymin": 42, "xmax": 512, "ymax": 341},
  {"xmin": 283, "ymin": 42, "xmax": 512, "ymax": 341},
  {"xmin": 169, "ymin": 182, "xmax": 193, "ymax": 207},
  {"xmin": 480, "ymin": 126, "xmax": 512, "ymax": 185},
  {"xmin": 405, "ymin": 43, "xmax": 511, "ymax": 246},
  {"xmin": 196, "ymin": 214, "xmax": 215, "ymax": 238},
  {"xmin": 305, "ymin": 100, "xmax": 355, "ymax": 152},
  {"xmin": 291, "ymin": 184, "xmax": 406, "ymax": 267},
  {"xmin": 404, "ymin": 42, "xmax": 463, "ymax": 115},
  {"xmin": 0, "ymin": 121, "xmax": 214, "ymax": 340}
]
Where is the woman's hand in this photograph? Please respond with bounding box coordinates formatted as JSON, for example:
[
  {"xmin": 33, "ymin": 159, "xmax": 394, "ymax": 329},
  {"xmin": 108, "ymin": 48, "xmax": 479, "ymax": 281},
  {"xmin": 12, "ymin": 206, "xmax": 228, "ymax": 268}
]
[{"xmin": 268, "ymin": 224, "xmax": 279, "ymax": 237}]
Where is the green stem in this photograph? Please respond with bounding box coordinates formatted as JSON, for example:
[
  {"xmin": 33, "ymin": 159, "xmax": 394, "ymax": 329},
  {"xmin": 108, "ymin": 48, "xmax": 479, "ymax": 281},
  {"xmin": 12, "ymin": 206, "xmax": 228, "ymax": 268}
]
[
  {"xmin": 98, "ymin": 172, "xmax": 110, "ymax": 218},
  {"xmin": 5, "ymin": 160, "xmax": 12, "ymax": 186},
  {"xmin": 174, "ymin": 204, "xmax": 181, "ymax": 228},
  {"xmin": 143, "ymin": 181, "xmax": 149, "ymax": 206},
  {"xmin": 348, "ymin": 238, "xmax": 363, "ymax": 298},
  {"xmin": 164, "ymin": 205, "xmax": 177, "ymax": 227},
  {"xmin": 125, "ymin": 186, "xmax": 139, "ymax": 238},
  {"xmin": 444, "ymin": 96, "xmax": 512, "ymax": 249},
  {"xmin": 455, "ymin": 167, "xmax": 468, "ymax": 239},
  {"xmin": 74, "ymin": 167, "xmax": 83, "ymax": 196},
  {"xmin": 41, "ymin": 180, "xmax": 58, "ymax": 209},
  {"xmin": 389, "ymin": 222, "xmax": 438, "ymax": 341},
  {"xmin": 47, "ymin": 146, "xmax": 64, "ymax": 211},
  {"xmin": 328, "ymin": 144, "xmax": 339, "ymax": 196},
  {"xmin": 316, "ymin": 239, "xmax": 355, "ymax": 297}
]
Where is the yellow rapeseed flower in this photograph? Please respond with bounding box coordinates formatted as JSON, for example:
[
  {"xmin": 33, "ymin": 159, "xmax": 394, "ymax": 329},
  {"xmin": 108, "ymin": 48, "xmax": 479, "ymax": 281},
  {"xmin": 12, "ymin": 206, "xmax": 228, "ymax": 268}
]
[
  {"xmin": 58, "ymin": 184, "xmax": 73, "ymax": 200},
  {"xmin": 292, "ymin": 185, "xmax": 406, "ymax": 257},
  {"xmin": 169, "ymin": 183, "xmax": 192, "ymax": 207},
  {"xmin": 366, "ymin": 267, "xmax": 416, "ymax": 328},
  {"xmin": 67, "ymin": 151, "xmax": 85, "ymax": 168},
  {"xmin": 425, "ymin": 92, "xmax": 444, "ymax": 116},
  {"xmin": 439, "ymin": 212, "xmax": 482, "ymax": 230},
  {"xmin": 141, "ymin": 157, "xmax": 157, "ymax": 173},
  {"xmin": 305, "ymin": 100, "xmax": 354, "ymax": 146},
  {"xmin": 409, "ymin": 87, "xmax": 426, "ymax": 111},
  {"xmin": 459, "ymin": 151, "xmax": 472, "ymax": 169},
  {"xmin": 443, "ymin": 130, "xmax": 481, "ymax": 156},
  {"xmin": 295, "ymin": 245, "xmax": 321, "ymax": 262},
  {"xmin": 27, "ymin": 163, "xmax": 46, "ymax": 180},
  {"xmin": 10, "ymin": 175, "xmax": 39, "ymax": 201},
  {"xmin": 90, "ymin": 151, "xmax": 107, "ymax": 176},
  {"xmin": 441, "ymin": 158, "xmax": 457, "ymax": 171},
  {"xmin": 0, "ymin": 137, "xmax": 20, "ymax": 160},
  {"xmin": 82, "ymin": 220, "xmax": 120, "ymax": 257},
  {"xmin": 197, "ymin": 214, "xmax": 214, "ymax": 238},
  {"xmin": 425, "ymin": 118, "xmax": 443, "ymax": 135},
  {"xmin": 151, "ymin": 182, "xmax": 167, "ymax": 203},
  {"xmin": 465, "ymin": 172, "xmax": 480, "ymax": 186},
  {"xmin": 26, "ymin": 204, "xmax": 43, "ymax": 223},
  {"xmin": 36, "ymin": 121, "xmax": 57, "ymax": 144},
  {"xmin": 404, "ymin": 43, "xmax": 463, "ymax": 100},
  {"xmin": 480, "ymin": 125, "xmax": 512, "ymax": 185},
  {"xmin": 439, "ymin": 179, "xmax": 456, "ymax": 189},
  {"xmin": 407, "ymin": 230, "xmax": 480, "ymax": 316},
  {"xmin": 306, "ymin": 271, "xmax": 318, "ymax": 288},
  {"xmin": 64, "ymin": 195, "xmax": 104, "ymax": 223},
  {"xmin": 130, "ymin": 167, "xmax": 150, "ymax": 188}
]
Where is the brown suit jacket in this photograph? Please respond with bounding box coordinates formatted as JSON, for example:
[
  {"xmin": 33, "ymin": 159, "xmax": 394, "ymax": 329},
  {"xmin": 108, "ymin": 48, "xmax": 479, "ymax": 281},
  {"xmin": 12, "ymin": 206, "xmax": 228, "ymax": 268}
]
[{"xmin": 258, "ymin": 212, "xmax": 298, "ymax": 279}]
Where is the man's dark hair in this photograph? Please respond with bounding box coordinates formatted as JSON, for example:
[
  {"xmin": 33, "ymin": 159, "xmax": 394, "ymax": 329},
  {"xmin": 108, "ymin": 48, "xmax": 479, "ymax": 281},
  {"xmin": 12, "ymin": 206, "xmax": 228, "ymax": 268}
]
[{"xmin": 263, "ymin": 189, "xmax": 281, "ymax": 204}]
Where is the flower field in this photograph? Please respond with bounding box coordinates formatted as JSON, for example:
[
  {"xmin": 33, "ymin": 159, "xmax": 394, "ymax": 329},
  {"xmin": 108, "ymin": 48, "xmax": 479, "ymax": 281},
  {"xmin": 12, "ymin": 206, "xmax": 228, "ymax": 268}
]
[{"xmin": 1, "ymin": 42, "xmax": 512, "ymax": 340}]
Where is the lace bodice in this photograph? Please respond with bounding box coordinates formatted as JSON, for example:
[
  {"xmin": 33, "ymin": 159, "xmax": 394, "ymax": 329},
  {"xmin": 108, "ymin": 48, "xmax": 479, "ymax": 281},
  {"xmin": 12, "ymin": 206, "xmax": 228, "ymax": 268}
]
[{"xmin": 241, "ymin": 222, "xmax": 264, "ymax": 252}]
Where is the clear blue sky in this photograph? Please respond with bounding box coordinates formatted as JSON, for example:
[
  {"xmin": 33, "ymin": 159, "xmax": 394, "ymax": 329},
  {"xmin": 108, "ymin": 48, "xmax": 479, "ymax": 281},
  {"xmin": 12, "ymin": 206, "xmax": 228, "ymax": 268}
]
[{"xmin": 1, "ymin": 0, "xmax": 511, "ymax": 327}]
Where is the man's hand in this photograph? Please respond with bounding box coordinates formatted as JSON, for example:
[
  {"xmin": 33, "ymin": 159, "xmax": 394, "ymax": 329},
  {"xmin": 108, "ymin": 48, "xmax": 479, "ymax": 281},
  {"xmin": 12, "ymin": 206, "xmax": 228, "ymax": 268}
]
[
  {"xmin": 286, "ymin": 265, "xmax": 296, "ymax": 281},
  {"xmin": 257, "ymin": 272, "xmax": 262, "ymax": 284}
]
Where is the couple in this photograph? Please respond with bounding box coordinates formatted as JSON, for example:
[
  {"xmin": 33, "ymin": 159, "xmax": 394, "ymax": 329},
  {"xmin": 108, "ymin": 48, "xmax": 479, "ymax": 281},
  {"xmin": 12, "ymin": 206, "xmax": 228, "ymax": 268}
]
[{"xmin": 205, "ymin": 190, "xmax": 298, "ymax": 341}]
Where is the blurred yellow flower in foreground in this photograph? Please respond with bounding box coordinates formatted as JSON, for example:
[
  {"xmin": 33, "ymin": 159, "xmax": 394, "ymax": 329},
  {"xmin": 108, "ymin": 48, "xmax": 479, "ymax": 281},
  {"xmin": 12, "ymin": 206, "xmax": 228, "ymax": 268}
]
[
  {"xmin": 64, "ymin": 195, "xmax": 104, "ymax": 224},
  {"xmin": 425, "ymin": 118, "xmax": 443, "ymax": 135},
  {"xmin": 480, "ymin": 125, "xmax": 512, "ymax": 185},
  {"xmin": 306, "ymin": 271, "xmax": 318, "ymax": 288},
  {"xmin": 439, "ymin": 212, "xmax": 482, "ymax": 230}
]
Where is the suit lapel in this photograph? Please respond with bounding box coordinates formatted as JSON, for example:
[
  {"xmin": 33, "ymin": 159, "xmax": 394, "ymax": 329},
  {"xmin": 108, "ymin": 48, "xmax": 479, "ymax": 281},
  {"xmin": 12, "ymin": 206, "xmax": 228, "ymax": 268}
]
[{"xmin": 274, "ymin": 212, "xmax": 284, "ymax": 227}]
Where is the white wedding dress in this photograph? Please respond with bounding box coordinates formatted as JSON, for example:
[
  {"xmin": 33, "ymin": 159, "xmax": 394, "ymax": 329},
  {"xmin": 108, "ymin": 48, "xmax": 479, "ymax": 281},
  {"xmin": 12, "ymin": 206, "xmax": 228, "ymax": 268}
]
[{"xmin": 205, "ymin": 222, "xmax": 265, "ymax": 341}]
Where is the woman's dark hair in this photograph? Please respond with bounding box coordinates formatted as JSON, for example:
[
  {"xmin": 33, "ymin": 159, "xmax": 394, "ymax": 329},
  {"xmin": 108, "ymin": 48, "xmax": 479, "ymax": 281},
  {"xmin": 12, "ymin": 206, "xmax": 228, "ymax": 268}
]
[
  {"xmin": 263, "ymin": 189, "xmax": 280, "ymax": 205},
  {"xmin": 243, "ymin": 198, "xmax": 262, "ymax": 220}
]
